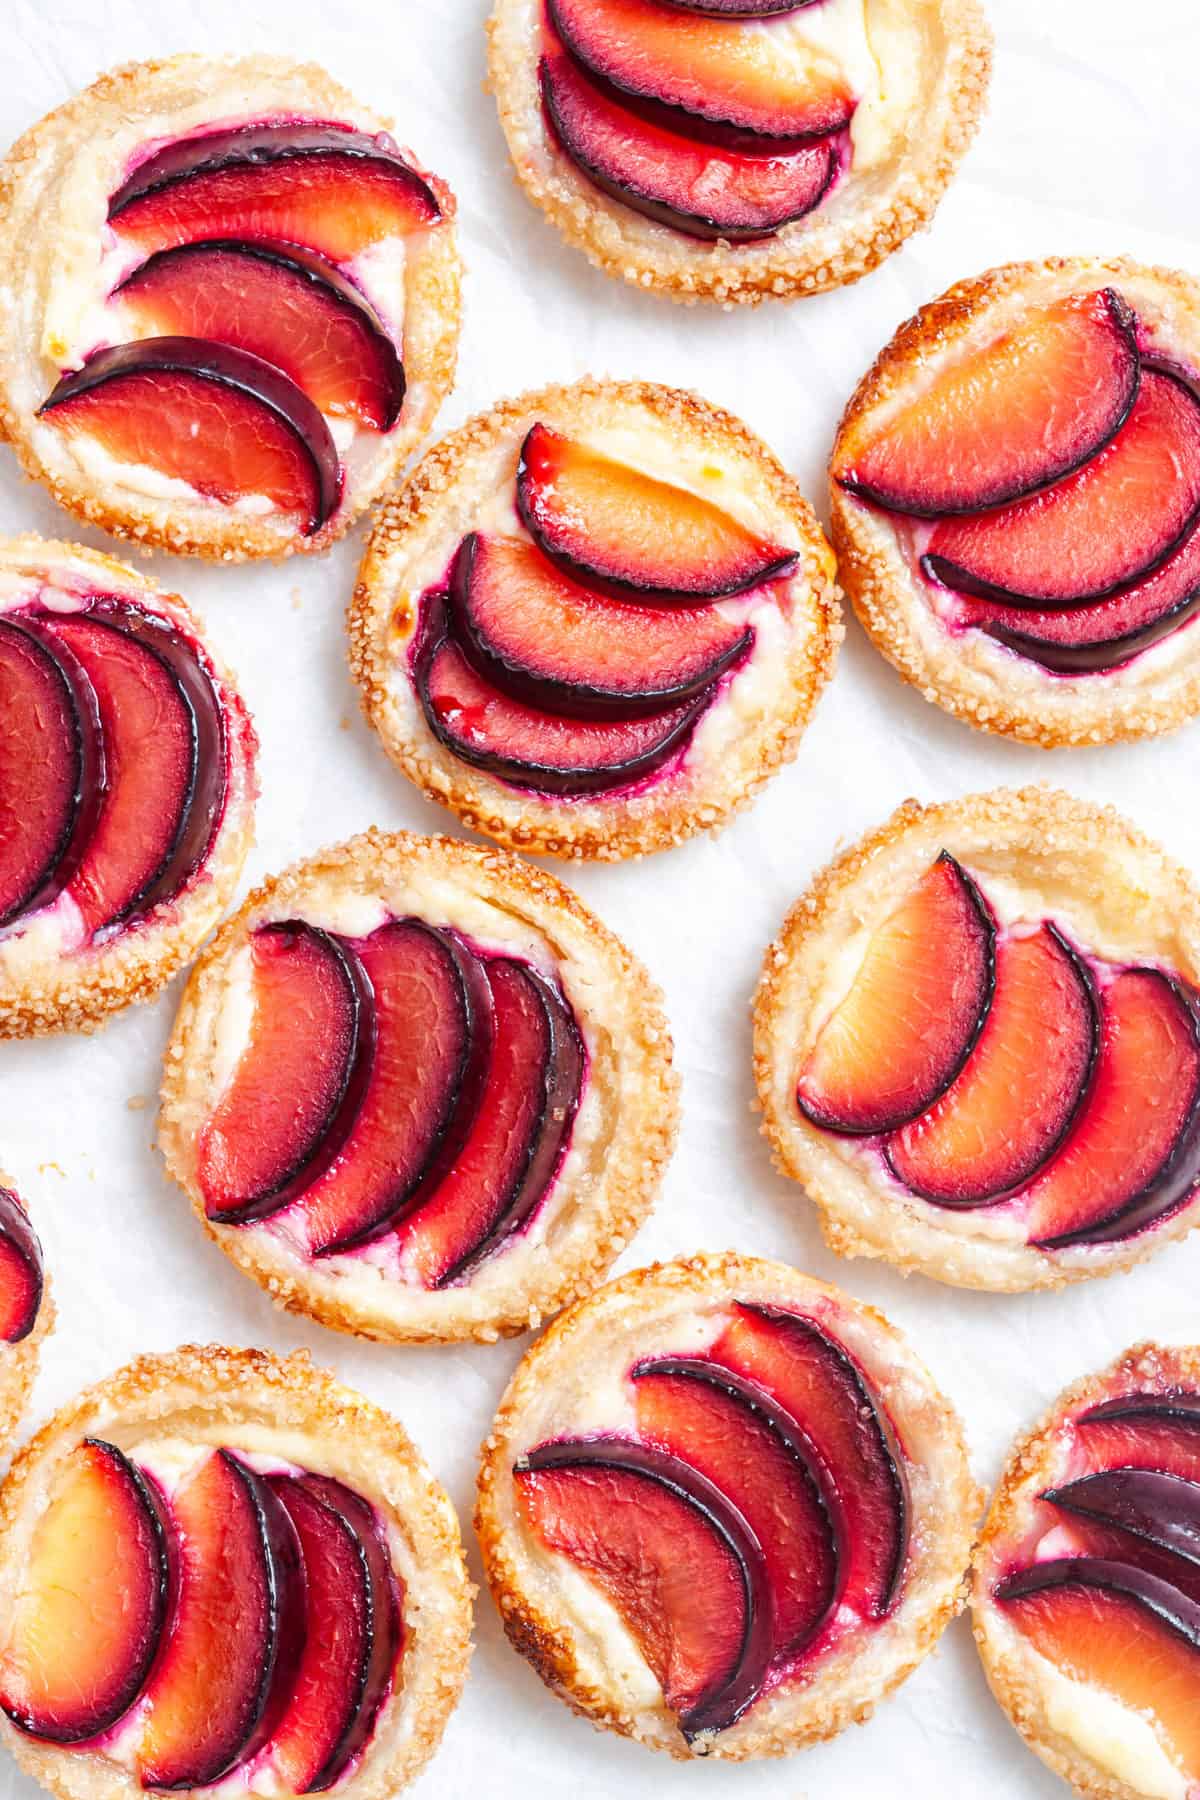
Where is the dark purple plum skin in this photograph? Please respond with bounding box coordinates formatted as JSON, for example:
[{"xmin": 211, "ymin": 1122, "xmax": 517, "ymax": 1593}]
[
  {"xmin": 0, "ymin": 1189, "xmax": 44, "ymax": 1343},
  {"xmin": 515, "ymin": 1436, "xmax": 774, "ymax": 1741},
  {"xmin": 1081, "ymin": 1392, "xmax": 1200, "ymax": 1431},
  {"xmin": 994, "ymin": 1555, "xmax": 1200, "ymax": 1652},
  {"xmin": 979, "ymin": 589, "xmax": 1200, "ymax": 675},
  {"xmin": 1044, "ymin": 1469, "xmax": 1200, "ymax": 1571},
  {"xmin": 660, "ymin": 0, "xmax": 821, "ymax": 14},
  {"xmin": 38, "ymin": 337, "xmax": 342, "ymax": 535}
]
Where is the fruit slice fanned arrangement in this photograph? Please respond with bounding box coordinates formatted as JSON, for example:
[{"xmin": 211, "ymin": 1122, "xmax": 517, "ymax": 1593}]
[
  {"xmin": 835, "ymin": 285, "xmax": 1200, "ymax": 672},
  {"xmin": 538, "ymin": 0, "xmax": 853, "ymax": 241},
  {"xmin": 415, "ymin": 422, "xmax": 792, "ymax": 795}
]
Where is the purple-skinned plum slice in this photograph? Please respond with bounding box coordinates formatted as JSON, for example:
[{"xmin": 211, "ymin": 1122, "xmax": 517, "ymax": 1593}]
[
  {"xmin": 118, "ymin": 241, "xmax": 405, "ymax": 431},
  {"xmin": 137, "ymin": 1450, "xmax": 304, "ymax": 1790},
  {"xmin": 632, "ymin": 1358, "xmax": 838, "ymax": 1660},
  {"xmin": 714, "ymin": 1304, "xmax": 909, "ymax": 1617},
  {"xmin": 108, "ymin": 125, "xmax": 441, "ymax": 263},
  {"xmin": 198, "ymin": 922, "xmax": 373, "ymax": 1226},
  {"xmin": 836, "ymin": 290, "xmax": 1141, "ymax": 517},
  {"xmin": 514, "ymin": 1437, "xmax": 772, "ymax": 1739},
  {"xmin": 0, "ymin": 620, "xmax": 102, "ymax": 930},
  {"xmin": 797, "ymin": 852, "xmax": 996, "ymax": 1136},
  {"xmin": 541, "ymin": 51, "xmax": 837, "ymax": 242},
  {"xmin": 886, "ymin": 926, "xmax": 1099, "ymax": 1207},
  {"xmin": 451, "ymin": 533, "xmax": 753, "ymax": 717},
  {"xmin": 1078, "ymin": 1393, "xmax": 1200, "ymax": 1485},
  {"xmin": 546, "ymin": 0, "xmax": 855, "ymax": 141},
  {"xmin": 1045, "ymin": 1469, "xmax": 1200, "ymax": 1574},
  {"xmin": 1027, "ymin": 969, "xmax": 1200, "ymax": 1249},
  {"xmin": 517, "ymin": 422, "xmax": 796, "ymax": 601},
  {"xmin": 662, "ymin": 0, "xmax": 822, "ymax": 14},
  {"xmin": 395, "ymin": 958, "xmax": 583, "ymax": 1288},
  {"xmin": 0, "ymin": 1188, "xmax": 44, "ymax": 1344},
  {"xmin": 0, "ymin": 1439, "xmax": 170, "ymax": 1744},
  {"xmin": 40, "ymin": 338, "xmax": 342, "ymax": 535},
  {"xmin": 417, "ymin": 614, "xmax": 708, "ymax": 795},
  {"xmin": 297, "ymin": 922, "xmax": 492, "ymax": 1257},
  {"xmin": 923, "ymin": 369, "xmax": 1200, "ymax": 606}
]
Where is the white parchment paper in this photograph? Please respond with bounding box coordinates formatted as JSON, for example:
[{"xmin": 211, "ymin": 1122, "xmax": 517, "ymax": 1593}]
[{"xmin": 0, "ymin": 3, "xmax": 1197, "ymax": 1793}]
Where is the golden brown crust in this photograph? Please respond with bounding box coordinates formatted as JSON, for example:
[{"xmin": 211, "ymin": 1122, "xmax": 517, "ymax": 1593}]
[
  {"xmin": 486, "ymin": 0, "xmax": 992, "ymax": 306},
  {"xmin": 476, "ymin": 1252, "xmax": 982, "ymax": 1760},
  {"xmin": 0, "ymin": 1175, "xmax": 52, "ymax": 1461},
  {"xmin": 159, "ymin": 828, "xmax": 679, "ymax": 1344},
  {"xmin": 971, "ymin": 1342, "xmax": 1200, "ymax": 1799},
  {"xmin": 753, "ymin": 785, "xmax": 1200, "ymax": 1292},
  {"xmin": 0, "ymin": 1343, "xmax": 473, "ymax": 1800},
  {"xmin": 831, "ymin": 256, "xmax": 1200, "ymax": 746},
  {"xmin": 0, "ymin": 55, "xmax": 461, "ymax": 561},
  {"xmin": 349, "ymin": 376, "xmax": 842, "ymax": 861},
  {"xmin": 0, "ymin": 536, "xmax": 257, "ymax": 1039}
]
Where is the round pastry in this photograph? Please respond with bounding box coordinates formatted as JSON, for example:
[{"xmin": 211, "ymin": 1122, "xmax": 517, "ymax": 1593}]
[
  {"xmin": 0, "ymin": 536, "xmax": 257, "ymax": 1037},
  {"xmin": 0, "ymin": 54, "xmax": 460, "ymax": 560},
  {"xmin": 476, "ymin": 1253, "xmax": 979, "ymax": 1759},
  {"xmin": 0, "ymin": 1343, "xmax": 472, "ymax": 1800},
  {"xmin": 831, "ymin": 257, "xmax": 1200, "ymax": 746},
  {"xmin": 755, "ymin": 786, "xmax": 1200, "ymax": 1293},
  {"xmin": 487, "ymin": 0, "xmax": 991, "ymax": 307},
  {"xmin": 973, "ymin": 1342, "xmax": 1200, "ymax": 1800},
  {"xmin": 0, "ymin": 1180, "xmax": 51, "ymax": 1452},
  {"xmin": 159, "ymin": 828, "xmax": 678, "ymax": 1344},
  {"xmin": 349, "ymin": 378, "xmax": 841, "ymax": 860}
]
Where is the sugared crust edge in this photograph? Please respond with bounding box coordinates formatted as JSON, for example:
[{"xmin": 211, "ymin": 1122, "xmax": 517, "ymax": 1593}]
[
  {"xmin": 349, "ymin": 376, "xmax": 842, "ymax": 862},
  {"xmin": 0, "ymin": 1343, "xmax": 473, "ymax": 1800},
  {"xmin": 158, "ymin": 828, "xmax": 680, "ymax": 1344},
  {"xmin": 475, "ymin": 1252, "xmax": 981, "ymax": 1761}
]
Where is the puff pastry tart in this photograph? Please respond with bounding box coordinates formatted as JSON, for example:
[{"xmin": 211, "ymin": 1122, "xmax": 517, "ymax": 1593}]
[
  {"xmin": 831, "ymin": 258, "xmax": 1200, "ymax": 746},
  {"xmin": 487, "ymin": 0, "xmax": 991, "ymax": 306},
  {"xmin": 0, "ymin": 1181, "xmax": 51, "ymax": 1454},
  {"xmin": 476, "ymin": 1253, "xmax": 979, "ymax": 1759},
  {"xmin": 0, "ymin": 55, "xmax": 460, "ymax": 560},
  {"xmin": 755, "ymin": 787, "xmax": 1200, "ymax": 1293},
  {"xmin": 0, "ymin": 537, "xmax": 256, "ymax": 1038},
  {"xmin": 0, "ymin": 1344, "xmax": 471, "ymax": 1800},
  {"xmin": 159, "ymin": 829, "xmax": 678, "ymax": 1343},
  {"xmin": 973, "ymin": 1343, "xmax": 1200, "ymax": 1800},
  {"xmin": 350, "ymin": 378, "xmax": 840, "ymax": 860}
]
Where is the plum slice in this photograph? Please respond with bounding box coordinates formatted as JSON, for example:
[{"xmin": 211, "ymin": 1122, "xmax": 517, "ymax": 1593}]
[
  {"xmin": 118, "ymin": 241, "xmax": 405, "ymax": 431},
  {"xmin": 514, "ymin": 1438, "xmax": 772, "ymax": 1739},
  {"xmin": 1078, "ymin": 1394, "xmax": 1200, "ymax": 1486},
  {"xmin": 968, "ymin": 515, "xmax": 1200, "ymax": 673},
  {"xmin": 297, "ymin": 922, "xmax": 490, "ymax": 1257},
  {"xmin": 108, "ymin": 124, "xmax": 441, "ymax": 264},
  {"xmin": 996, "ymin": 1558, "xmax": 1200, "ymax": 1777},
  {"xmin": 452, "ymin": 534, "xmax": 753, "ymax": 717},
  {"xmin": 0, "ymin": 620, "xmax": 101, "ymax": 929},
  {"xmin": 1045, "ymin": 1469, "xmax": 1200, "ymax": 1575},
  {"xmin": 1026, "ymin": 969, "xmax": 1200, "ymax": 1249},
  {"xmin": 137, "ymin": 1449, "xmax": 304, "ymax": 1790},
  {"xmin": 541, "ymin": 51, "xmax": 836, "ymax": 243},
  {"xmin": 886, "ymin": 926, "xmax": 1098, "ymax": 1207},
  {"xmin": 395, "ymin": 958, "xmax": 583, "ymax": 1288},
  {"xmin": 517, "ymin": 422, "xmax": 795, "ymax": 601},
  {"xmin": 923, "ymin": 369, "xmax": 1200, "ymax": 606},
  {"xmin": 664, "ymin": 0, "xmax": 821, "ymax": 14},
  {"xmin": 418, "ymin": 617, "xmax": 708, "ymax": 795},
  {"xmin": 714, "ymin": 1304, "xmax": 909, "ymax": 1616},
  {"xmin": 40, "ymin": 338, "xmax": 341, "ymax": 535},
  {"xmin": 0, "ymin": 1439, "xmax": 170, "ymax": 1743},
  {"xmin": 797, "ymin": 853, "xmax": 995, "ymax": 1137},
  {"xmin": 835, "ymin": 291, "xmax": 1140, "ymax": 518},
  {"xmin": 632, "ymin": 1359, "xmax": 837, "ymax": 1660},
  {"xmin": 0, "ymin": 1188, "xmax": 44, "ymax": 1344},
  {"xmin": 199, "ymin": 922, "xmax": 373, "ymax": 1226},
  {"xmin": 546, "ymin": 0, "xmax": 854, "ymax": 141},
  {"xmin": 264, "ymin": 1476, "xmax": 399, "ymax": 1794}
]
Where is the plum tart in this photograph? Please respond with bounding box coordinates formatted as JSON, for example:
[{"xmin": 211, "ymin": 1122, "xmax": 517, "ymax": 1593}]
[
  {"xmin": 159, "ymin": 829, "xmax": 678, "ymax": 1343},
  {"xmin": 0, "ymin": 1180, "xmax": 51, "ymax": 1453},
  {"xmin": 973, "ymin": 1343, "xmax": 1200, "ymax": 1800},
  {"xmin": 831, "ymin": 257, "xmax": 1200, "ymax": 746},
  {"xmin": 755, "ymin": 787, "xmax": 1200, "ymax": 1292},
  {"xmin": 350, "ymin": 378, "xmax": 840, "ymax": 859},
  {"xmin": 487, "ymin": 0, "xmax": 991, "ymax": 306},
  {"xmin": 0, "ymin": 55, "xmax": 459, "ymax": 559},
  {"xmin": 0, "ymin": 1344, "xmax": 471, "ymax": 1800},
  {"xmin": 476, "ymin": 1253, "xmax": 979, "ymax": 1759},
  {"xmin": 0, "ymin": 537, "xmax": 255, "ymax": 1037}
]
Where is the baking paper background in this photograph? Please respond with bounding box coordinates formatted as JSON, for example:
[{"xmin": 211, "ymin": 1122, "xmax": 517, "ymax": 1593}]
[{"xmin": 0, "ymin": 3, "xmax": 1196, "ymax": 1793}]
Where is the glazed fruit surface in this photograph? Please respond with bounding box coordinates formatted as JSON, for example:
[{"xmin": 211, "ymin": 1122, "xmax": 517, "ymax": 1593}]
[{"xmin": 0, "ymin": 1189, "xmax": 45, "ymax": 1347}]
